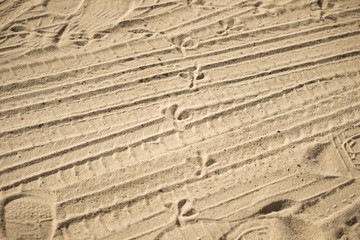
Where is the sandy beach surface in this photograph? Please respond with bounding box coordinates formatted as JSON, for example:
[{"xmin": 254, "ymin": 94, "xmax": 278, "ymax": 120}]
[{"xmin": 0, "ymin": 0, "xmax": 360, "ymax": 239}]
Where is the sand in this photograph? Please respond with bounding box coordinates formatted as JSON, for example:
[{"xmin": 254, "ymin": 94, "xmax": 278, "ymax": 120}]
[{"xmin": 0, "ymin": 0, "xmax": 360, "ymax": 239}]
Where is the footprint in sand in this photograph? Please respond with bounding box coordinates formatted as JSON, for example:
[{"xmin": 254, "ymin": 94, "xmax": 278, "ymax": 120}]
[
  {"xmin": 44, "ymin": 0, "xmax": 144, "ymax": 47},
  {"xmin": 0, "ymin": 192, "xmax": 55, "ymax": 240}
]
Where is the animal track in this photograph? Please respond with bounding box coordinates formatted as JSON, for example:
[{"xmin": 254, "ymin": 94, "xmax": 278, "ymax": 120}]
[
  {"xmin": 161, "ymin": 104, "xmax": 178, "ymax": 120},
  {"xmin": 194, "ymin": 151, "xmax": 216, "ymax": 176},
  {"xmin": 195, "ymin": 72, "xmax": 204, "ymax": 80},
  {"xmin": 161, "ymin": 104, "xmax": 193, "ymax": 122},
  {"xmin": 175, "ymin": 198, "xmax": 198, "ymax": 226},
  {"xmin": 179, "ymin": 62, "xmax": 205, "ymax": 89},
  {"xmin": 177, "ymin": 110, "xmax": 190, "ymax": 121},
  {"xmin": 217, "ymin": 18, "xmax": 235, "ymax": 35},
  {"xmin": 182, "ymin": 207, "xmax": 197, "ymax": 217},
  {"xmin": 170, "ymin": 34, "xmax": 198, "ymax": 56},
  {"xmin": 204, "ymin": 157, "xmax": 216, "ymax": 167}
]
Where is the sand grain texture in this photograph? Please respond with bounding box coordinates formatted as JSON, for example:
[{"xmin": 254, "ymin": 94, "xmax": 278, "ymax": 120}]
[{"xmin": 0, "ymin": 0, "xmax": 360, "ymax": 239}]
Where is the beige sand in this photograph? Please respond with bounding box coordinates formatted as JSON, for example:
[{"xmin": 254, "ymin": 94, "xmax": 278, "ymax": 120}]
[{"xmin": 0, "ymin": 0, "xmax": 360, "ymax": 239}]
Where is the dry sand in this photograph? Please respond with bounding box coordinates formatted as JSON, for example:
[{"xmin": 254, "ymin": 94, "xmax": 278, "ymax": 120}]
[{"xmin": 0, "ymin": 0, "xmax": 360, "ymax": 239}]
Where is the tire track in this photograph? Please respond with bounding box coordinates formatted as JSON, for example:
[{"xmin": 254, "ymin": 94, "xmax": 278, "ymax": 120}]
[
  {"xmin": 52, "ymin": 87, "xmax": 360, "ymax": 209},
  {"xmin": 1, "ymin": 9, "xmax": 358, "ymax": 98},
  {"xmin": 55, "ymin": 110, "xmax": 360, "ymax": 230},
  {"xmin": 1, "ymin": 1, "xmax": 359, "ymax": 239},
  {"xmin": 2, "ymin": 76, "xmax": 357, "ymax": 206},
  {"xmin": 0, "ymin": 54, "xmax": 358, "ymax": 174},
  {"xmin": 1, "ymin": 30, "xmax": 359, "ymax": 138},
  {"xmin": 1, "ymin": 16, "xmax": 358, "ymax": 105},
  {"xmin": 1, "ymin": 56, "xmax": 357, "ymax": 172},
  {"xmin": 1, "ymin": 62, "xmax": 358, "ymax": 188}
]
